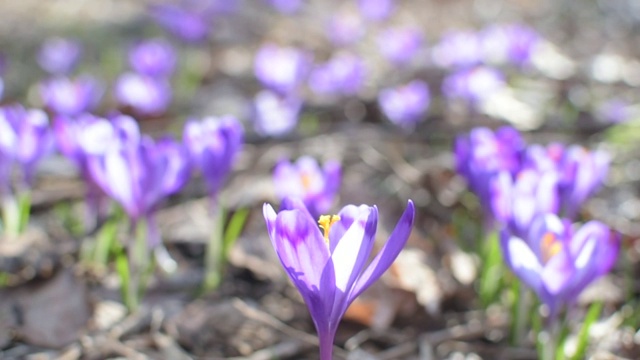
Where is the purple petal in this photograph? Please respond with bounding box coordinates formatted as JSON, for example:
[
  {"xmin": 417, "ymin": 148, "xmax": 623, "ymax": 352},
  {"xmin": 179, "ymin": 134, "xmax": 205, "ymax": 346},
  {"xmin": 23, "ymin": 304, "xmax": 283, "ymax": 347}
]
[{"xmin": 349, "ymin": 200, "xmax": 415, "ymax": 301}]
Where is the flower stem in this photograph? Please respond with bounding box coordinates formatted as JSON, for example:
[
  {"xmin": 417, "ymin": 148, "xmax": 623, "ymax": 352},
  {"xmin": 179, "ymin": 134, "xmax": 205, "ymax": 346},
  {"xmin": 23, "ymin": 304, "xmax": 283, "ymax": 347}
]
[
  {"xmin": 2, "ymin": 193, "xmax": 21, "ymax": 237},
  {"xmin": 318, "ymin": 330, "xmax": 336, "ymax": 360},
  {"xmin": 203, "ymin": 205, "xmax": 224, "ymax": 293}
]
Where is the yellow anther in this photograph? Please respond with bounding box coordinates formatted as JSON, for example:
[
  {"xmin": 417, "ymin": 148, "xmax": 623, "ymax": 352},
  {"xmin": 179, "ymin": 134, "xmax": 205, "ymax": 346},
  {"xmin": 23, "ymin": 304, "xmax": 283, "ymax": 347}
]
[
  {"xmin": 318, "ymin": 215, "xmax": 341, "ymax": 243},
  {"xmin": 541, "ymin": 232, "xmax": 562, "ymax": 263}
]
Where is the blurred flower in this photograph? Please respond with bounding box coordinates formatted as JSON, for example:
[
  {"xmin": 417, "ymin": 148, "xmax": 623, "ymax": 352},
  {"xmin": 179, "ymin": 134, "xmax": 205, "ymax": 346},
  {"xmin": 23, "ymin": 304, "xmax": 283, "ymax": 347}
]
[
  {"xmin": 358, "ymin": 0, "xmax": 394, "ymax": 21},
  {"xmin": 377, "ymin": 27, "xmax": 424, "ymax": 65},
  {"xmin": 86, "ymin": 120, "xmax": 190, "ymax": 235},
  {"xmin": 253, "ymin": 90, "xmax": 302, "ymax": 137},
  {"xmin": 501, "ymin": 214, "xmax": 619, "ymax": 317},
  {"xmin": 273, "ymin": 157, "xmax": 341, "ymax": 217},
  {"xmin": 308, "ymin": 52, "xmax": 366, "ymax": 96},
  {"xmin": 114, "ymin": 72, "xmax": 172, "ymax": 116},
  {"xmin": 263, "ymin": 198, "xmax": 414, "ymax": 359},
  {"xmin": 495, "ymin": 168, "xmax": 560, "ymax": 238},
  {"xmin": 150, "ymin": 3, "xmax": 211, "ymax": 43},
  {"xmin": 442, "ymin": 66, "xmax": 505, "ymax": 104},
  {"xmin": 265, "ymin": 0, "xmax": 303, "ymax": 13},
  {"xmin": 183, "ymin": 116, "xmax": 243, "ymax": 204},
  {"xmin": 557, "ymin": 146, "xmax": 609, "ymax": 218},
  {"xmin": 327, "ymin": 11, "xmax": 365, "ymax": 46},
  {"xmin": 431, "ymin": 30, "xmax": 481, "ymax": 69},
  {"xmin": 378, "ymin": 80, "xmax": 430, "ymax": 130},
  {"xmin": 455, "ymin": 126, "xmax": 524, "ymax": 186},
  {"xmin": 254, "ymin": 44, "xmax": 311, "ymax": 94},
  {"xmin": 0, "ymin": 105, "xmax": 54, "ymax": 188},
  {"xmin": 128, "ymin": 38, "xmax": 177, "ymax": 77},
  {"xmin": 455, "ymin": 126, "xmax": 525, "ymax": 224},
  {"xmin": 39, "ymin": 76, "xmax": 103, "ymax": 116},
  {"xmin": 37, "ymin": 37, "xmax": 82, "ymax": 75},
  {"xmin": 480, "ymin": 24, "xmax": 540, "ymax": 67}
]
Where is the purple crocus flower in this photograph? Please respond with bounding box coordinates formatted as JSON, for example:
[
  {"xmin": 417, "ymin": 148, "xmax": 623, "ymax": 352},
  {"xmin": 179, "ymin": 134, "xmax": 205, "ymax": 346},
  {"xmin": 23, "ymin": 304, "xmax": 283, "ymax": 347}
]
[
  {"xmin": 308, "ymin": 52, "xmax": 366, "ymax": 96},
  {"xmin": 501, "ymin": 214, "xmax": 619, "ymax": 317},
  {"xmin": 273, "ymin": 157, "xmax": 341, "ymax": 218},
  {"xmin": 150, "ymin": 3, "xmax": 211, "ymax": 44},
  {"xmin": 431, "ymin": 30, "xmax": 481, "ymax": 69},
  {"xmin": 253, "ymin": 90, "xmax": 302, "ymax": 137},
  {"xmin": 377, "ymin": 27, "xmax": 424, "ymax": 65},
  {"xmin": 358, "ymin": 0, "xmax": 394, "ymax": 21},
  {"xmin": 442, "ymin": 66, "xmax": 505, "ymax": 104},
  {"xmin": 86, "ymin": 123, "xmax": 190, "ymax": 245},
  {"xmin": 327, "ymin": 11, "xmax": 365, "ymax": 46},
  {"xmin": 183, "ymin": 116, "xmax": 243, "ymax": 205},
  {"xmin": 254, "ymin": 44, "xmax": 311, "ymax": 94},
  {"xmin": 265, "ymin": 0, "xmax": 303, "ymax": 14},
  {"xmin": 0, "ymin": 105, "xmax": 54, "ymax": 188},
  {"xmin": 494, "ymin": 168, "xmax": 560, "ymax": 238},
  {"xmin": 37, "ymin": 37, "xmax": 82, "ymax": 75},
  {"xmin": 263, "ymin": 198, "xmax": 414, "ymax": 360},
  {"xmin": 378, "ymin": 80, "xmax": 430, "ymax": 130},
  {"xmin": 455, "ymin": 126, "xmax": 524, "ymax": 187},
  {"xmin": 114, "ymin": 72, "xmax": 172, "ymax": 116},
  {"xmin": 53, "ymin": 113, "xmax": 116, "ymax": 227},
  {"xmin": 557, "ymin": 146, "xmax": 609, "ymax": 218},
  {"xmin": 128, "ymin": 38, "xmax": 177, "ymax": 77},
  {"xmin": 39, "ymin": 76, "xmax": 103, "ymax": 116}
]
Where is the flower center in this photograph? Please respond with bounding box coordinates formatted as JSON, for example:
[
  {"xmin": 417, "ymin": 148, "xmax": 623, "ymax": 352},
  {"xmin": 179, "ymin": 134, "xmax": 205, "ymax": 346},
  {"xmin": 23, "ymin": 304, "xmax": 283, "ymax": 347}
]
[
  {"xmin": 540, "ymin": 232, "xmax": 562, "ymax": 264},
  {"xmin": 318, "ymin": 215, "xmax": 340, "ymax": 244}
]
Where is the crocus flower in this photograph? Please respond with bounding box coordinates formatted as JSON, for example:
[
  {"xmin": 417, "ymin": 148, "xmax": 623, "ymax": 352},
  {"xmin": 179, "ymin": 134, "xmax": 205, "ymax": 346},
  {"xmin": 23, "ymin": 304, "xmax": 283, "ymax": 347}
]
[
  {"xmin": 308, "ymin": 52, "xmax": 366, "ymax": 96},
  {"xmin": 327, "ymin": 11, "xmax": 365, "ymax": 46},
  {"xmin": 501, "ymin": 214, "xmax": 619, "ymax": 317},
  {"xmin": 39, "ymin": 75, "xmax": 103, "ymax": 116},
  {"xmin": 358, "ymin": 0, "xmax": 394, "ymax": 21},
  {"xmin": 265, "ymin": 0, "xmax": 303, "ymax": 14},
  {"xmin": 557, "ymin": 146, "xmax": 609, "ymax": 218},
  {"xmin": 378, "ymin": 80, "xmax": 430, "ymax": 130},
  {"xmin": 431, "ymin": 30, "xmax": 482, "ymax": 69},
  {"xmin": 441, "ymin": 66, "xmax": 505, "ymax": 105},
  {"xmin": 183, "ymin": 116, "xmax": 243, "ymax": 205},
  {"xmin": 491, "ymin": 168, "xmax": 560, "ymax": 238},
  {"xmin": 273, "ymin": 157, "xmax": 341, "ymax": 218},
  {"xmin": 37, "ymin": 37, "xmax": 82, "ymax": 75},
  {"xmin": 53, "ymin": 113, "xmax": 110, "ymax": 227},
  {"xmin": 150, "ymin": 3, "xmax": 211, "ymax": 43},
  {"xmin": 253, "ymin": 90, "xmax": 302, "ymax": 137},
  {"xmin": 85, "ymin": 120, "xmax": 190, "ymax": 246},
  {"xmin": 254, "ymin": 44, "xmax": 311, "ymax": 94},
  {"xmin": 377, "ymin": 27, "xmax": 424, "ymax": 65},
  {"xmin": 263, "ymin": 198, "xmax": 415, "ymax": 360},
  {"xmin": 128, "ymin": 38, "xmax": 177, "ymax": 77},
  {"xmin": 114, "ymin": 72, "xmax": 172, "ymax": 116},
  {"xmin": 455, "ymin": 126, "xmax": 524, "ymax": 188},
  {"xmin": 0, "ymin": 105, "xmax": 54, "ymax": 188}
]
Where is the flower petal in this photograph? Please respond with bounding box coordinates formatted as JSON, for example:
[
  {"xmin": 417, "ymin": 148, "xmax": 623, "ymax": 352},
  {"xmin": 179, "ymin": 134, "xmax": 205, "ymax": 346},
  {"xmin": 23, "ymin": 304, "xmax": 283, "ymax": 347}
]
[{"xmin": 349, "ymin": 200, "xmax": 415, "ymax": 301}]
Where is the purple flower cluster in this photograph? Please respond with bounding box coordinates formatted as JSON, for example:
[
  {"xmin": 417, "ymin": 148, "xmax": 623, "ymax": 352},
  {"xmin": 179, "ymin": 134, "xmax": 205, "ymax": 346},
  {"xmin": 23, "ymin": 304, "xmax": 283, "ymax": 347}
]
[
  {"xmin": 149, "ymin": 0, "xmax": 234, "ymax": 44},
  {"xmin": 432, "ymin": 24, "xmax": 541, "ymax": 69},
  {"xmin": 40, "ymin": 75, "xmax": 103, "ymax": 116},
  {"xmin": 114, "ymin": 38, "xmax": 177, "ymax": 116},
  {"xmin": 455, "ymin": 126, "xmax": 618, "ymax": 312},
  {"xmin": 308, "ymin": 52, "xmax": 366, "ymax": 96}
]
